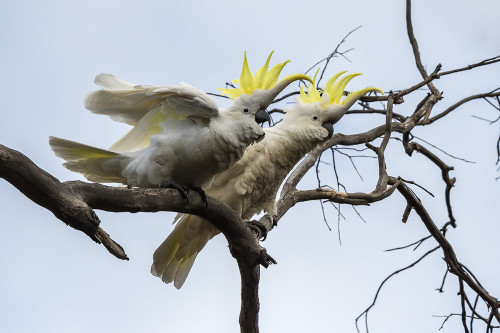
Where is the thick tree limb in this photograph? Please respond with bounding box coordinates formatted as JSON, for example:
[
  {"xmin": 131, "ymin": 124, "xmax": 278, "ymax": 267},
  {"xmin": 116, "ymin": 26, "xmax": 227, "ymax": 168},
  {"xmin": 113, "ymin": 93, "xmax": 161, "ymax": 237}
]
[
  {"xmin": 0, "ymin": 143, "xmax": 274, "ymax": 333},
  {"xmin": 0, "ymin": 144, "xmax": 274, "ymax": 270},
  {"xmin": 238, "ymin": 263, "xmax": 261, "ymax": 333},
  {"xmin": 0, "ymin": 144, "xmax": 127, "ymax": 260}
]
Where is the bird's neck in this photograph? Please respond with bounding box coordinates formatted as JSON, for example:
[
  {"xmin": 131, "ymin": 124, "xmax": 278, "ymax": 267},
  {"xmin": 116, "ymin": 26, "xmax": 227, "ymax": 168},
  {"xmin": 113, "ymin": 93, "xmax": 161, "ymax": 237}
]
[
  {"xmin": 264, "ymin": 123, "xmax": 324, "ymax": 169},
  {"xmin": 209, "ymin": 115, "xmax": 254, "ymax": 169}
]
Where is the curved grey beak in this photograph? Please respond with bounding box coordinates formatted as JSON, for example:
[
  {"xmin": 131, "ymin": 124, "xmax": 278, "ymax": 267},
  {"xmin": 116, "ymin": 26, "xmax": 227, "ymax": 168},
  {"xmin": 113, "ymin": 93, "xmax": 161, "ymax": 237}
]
[
  {"xmin": 322, "ymin": 121, "xmax": 334, "ymax": 139},
  {"xmin": 255, "ymin": 109, "xmax": 271, "ymax": 126}
]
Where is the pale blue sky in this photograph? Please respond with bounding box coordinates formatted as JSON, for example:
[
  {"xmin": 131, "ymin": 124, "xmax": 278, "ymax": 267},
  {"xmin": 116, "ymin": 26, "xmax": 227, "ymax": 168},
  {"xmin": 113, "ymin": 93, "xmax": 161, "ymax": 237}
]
[{"xmin": 1, "ymin": 0, "xmax": 499, "ymax": 332}]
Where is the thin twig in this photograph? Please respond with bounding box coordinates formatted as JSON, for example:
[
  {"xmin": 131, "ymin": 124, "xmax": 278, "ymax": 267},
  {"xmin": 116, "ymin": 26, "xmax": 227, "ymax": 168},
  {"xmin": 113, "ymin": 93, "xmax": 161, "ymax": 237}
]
[
  {"xmin": 355, "ymin": 246, "xmax": 440, "ymax": 333},
  {"xmin": 207, "ymin": 92, "xmax": 230, "ymax": 99},
  {"xmin": 406, "ymin": 0, "xmax": 438, "ymax": 93},
  {"xmin": 436, "ymin": 268, "xmax": 448, "ymax": 293},
  {"xmin": 459, "ymin": 278, "xmax": 472, "ymax": 333},
  {"xmin": 384, "ymin": 235, "xmax": 432, "ymax": 252},
  {"xmin": 438, "ymin": 56, "xmax": 500, "ymax": 77},
  {"xmin": 412, "ymin": 135, "xmax": 476, "ymax": 164},
  {"xmin": 304, "ymin": 26, "xmax": 362, "ymax": 86}
]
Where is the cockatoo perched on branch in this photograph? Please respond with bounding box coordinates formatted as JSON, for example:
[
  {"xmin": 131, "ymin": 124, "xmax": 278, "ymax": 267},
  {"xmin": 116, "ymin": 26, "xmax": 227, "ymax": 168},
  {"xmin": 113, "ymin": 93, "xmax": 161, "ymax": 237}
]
[
  {"xmin": 49, "ymin": 51, "xmax": 312, "ymax": 201},
  {"xmin": 151, "ymin": 71, "xmax": 384, "ymax": 288}
]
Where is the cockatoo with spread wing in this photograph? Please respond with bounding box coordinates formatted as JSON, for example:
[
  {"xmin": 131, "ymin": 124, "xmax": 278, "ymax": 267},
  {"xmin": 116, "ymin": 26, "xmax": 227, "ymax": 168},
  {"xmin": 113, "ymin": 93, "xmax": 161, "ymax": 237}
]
[
  {"xmin": 151, "ymin": 71, "xmax": 384, "ymax": 288},
  {"xmin": 49, "ymin": 52, "xmax": 312, "ymax": 200}
]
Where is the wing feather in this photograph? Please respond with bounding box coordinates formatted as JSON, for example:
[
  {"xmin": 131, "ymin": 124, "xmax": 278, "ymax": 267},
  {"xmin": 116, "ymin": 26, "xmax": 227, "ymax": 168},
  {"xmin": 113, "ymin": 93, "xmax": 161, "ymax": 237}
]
[
  {"xmin": 109, "ymin": 105, "xmax": 166, "ymax": 152},
  {"xmin": 84, "ymin": 74, "xmax": 219, "ymax": 125}
]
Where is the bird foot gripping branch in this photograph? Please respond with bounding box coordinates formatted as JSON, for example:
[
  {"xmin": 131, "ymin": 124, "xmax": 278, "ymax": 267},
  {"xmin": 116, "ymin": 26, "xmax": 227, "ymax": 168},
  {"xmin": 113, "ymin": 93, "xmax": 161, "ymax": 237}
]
[
  {"xmin": 247, "ymin": 220, "xmax": 268, "ymax": 241},
  {"xmin": 150, "ymin": 68, "xmax": 384, "ymax": 288},
  {"xmin": 187, "ymin": 186, "xmax": 208, "ymax": 208},
  {"xmin": 160, "ymin": 182, "xmax": 208, "ymax": 207},
  {"xmin": 161, "ymin": 181, "xmax": 189, "ymax": 203}
]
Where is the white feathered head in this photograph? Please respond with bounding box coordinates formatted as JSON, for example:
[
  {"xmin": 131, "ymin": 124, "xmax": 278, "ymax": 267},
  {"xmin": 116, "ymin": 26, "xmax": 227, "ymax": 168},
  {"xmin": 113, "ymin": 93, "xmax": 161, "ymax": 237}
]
[
  {"xmin": 281, "ymin": 71, "xmax": 383, "ymax": 140},
  {"xmin": 292, "ymin": 71, "xmax": 384, "ymax": 138}
]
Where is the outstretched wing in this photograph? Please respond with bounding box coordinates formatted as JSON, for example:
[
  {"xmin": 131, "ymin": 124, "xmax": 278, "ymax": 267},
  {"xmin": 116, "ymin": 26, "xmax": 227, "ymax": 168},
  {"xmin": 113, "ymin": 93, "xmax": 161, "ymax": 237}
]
[
  {"xmin": 84, "ymin": 73, "xmax": 220, "ymax": 152},
  {"xmin": 85, "ymin": 73, "xmax": 219, "ymax": 125}
]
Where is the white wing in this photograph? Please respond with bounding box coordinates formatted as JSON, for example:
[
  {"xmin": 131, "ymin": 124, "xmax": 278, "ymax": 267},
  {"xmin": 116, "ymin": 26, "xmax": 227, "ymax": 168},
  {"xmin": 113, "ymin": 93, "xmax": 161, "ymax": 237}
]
[
  {"xmin": 84, "ymin": 73, "xmax": 219, "ymax": 152},
  {"xmin": 84, "ymin": 73, "xmax": 219, "ymax": 125}
]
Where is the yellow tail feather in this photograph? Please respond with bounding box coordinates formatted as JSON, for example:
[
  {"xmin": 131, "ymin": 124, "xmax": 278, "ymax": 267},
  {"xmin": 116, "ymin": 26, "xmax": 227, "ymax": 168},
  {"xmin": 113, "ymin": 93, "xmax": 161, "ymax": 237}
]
[{"xmin": 49, "ymin": 136, "xmax": 127, "ymax": 184}]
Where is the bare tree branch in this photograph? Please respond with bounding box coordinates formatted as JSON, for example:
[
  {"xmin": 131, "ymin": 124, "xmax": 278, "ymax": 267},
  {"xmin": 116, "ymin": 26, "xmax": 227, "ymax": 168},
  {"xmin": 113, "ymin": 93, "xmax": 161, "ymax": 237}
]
[
  {"xmin": 438, "ymin": 56, "xmax": 500, "ymax": 77},
  {"xmin": 238, "ymin": 262, "xmax": 261, "ymax": 333},
  {"xmin": 2, "ymin": 2, "xmax": 499, "ymax": 331},
  {"xmin": 0, "ymin": 144, "xmax": 128, "ymax": 260},
  {"xmin": 401, "ymin": 134, "xmax": 457, "ymax": 227},
  {"xmin": 0, "ymin": 144, "xmax": 277, "ymax": 271},
  {"xmin": 393, "ymin": 179, "xmax": 500, "ymax": 325},
  {"xmin": 406, "ymin": 0, "xmax": 439, "ymax": 93},
  {"xmin": 459, "ymin": 278, "xmax": 471, "ymax": 333},
  {"xmin": 411, "ymin": 135, "xmax": 476, "ymax": 164},
  {"xmin": 304, "ymin": 25, "xmax": 362, "ymax": 85},
  {"xmin": 355, "ymin": 246, "xmax": 440, "ymax": 333},
  {"xmin": 424, "ymin": 90, "xmax": 500, "ymax": 124}
]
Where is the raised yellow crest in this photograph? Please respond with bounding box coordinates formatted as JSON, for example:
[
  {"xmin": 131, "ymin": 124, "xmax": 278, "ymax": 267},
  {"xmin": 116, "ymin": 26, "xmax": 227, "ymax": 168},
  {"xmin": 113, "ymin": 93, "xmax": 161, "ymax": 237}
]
[
  {"xmin": 218, "ymin": 51, "xmax": 294, "ymax": 99},
  {"xmin": 300, "ymin": 70, "xmax": 384, "ymax": 108}
]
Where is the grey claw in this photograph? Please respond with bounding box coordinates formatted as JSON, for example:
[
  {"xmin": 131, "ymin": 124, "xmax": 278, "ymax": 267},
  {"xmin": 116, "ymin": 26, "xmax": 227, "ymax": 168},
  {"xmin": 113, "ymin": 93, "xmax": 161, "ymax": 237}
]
[
  {"xmin": 189, "ymin": 186, "xmax": 208, "ymax": 208},
  {"xmin": 161, "ymin": 181, "xmax": 189, "ymax": 203},
  {"xmin": 248, "ymin": 220, "xmax": 268, "ymax": 241}
]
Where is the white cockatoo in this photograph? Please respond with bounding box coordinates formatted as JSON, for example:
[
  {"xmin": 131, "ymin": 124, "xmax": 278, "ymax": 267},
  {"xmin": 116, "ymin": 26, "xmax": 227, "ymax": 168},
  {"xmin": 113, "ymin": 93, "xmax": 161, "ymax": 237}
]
[
  {"xmin": 151, "ymin": 71, "xmax": 384, "ymax": 288},
  {"xmin": 49, "ymin": 51, "xmax": 312, "ymax": 201}
]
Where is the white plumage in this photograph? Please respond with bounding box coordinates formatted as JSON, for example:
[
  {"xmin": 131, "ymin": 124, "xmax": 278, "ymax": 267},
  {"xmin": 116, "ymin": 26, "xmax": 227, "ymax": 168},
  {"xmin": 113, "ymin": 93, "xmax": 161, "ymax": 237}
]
[
  {"xmin": 151, "ymin": 72, "xmax": 384, "ymax": 288},
  {"xmin": 50, "ymin": 52, "xmax": 312, "ymax": 193},
  {"xmin": 49, "ymin": 52, "xmax": 312, "ymax": 189},
  {"xmin": 50, "ymin": 74, "xmax": 268, "ymax": 189}
]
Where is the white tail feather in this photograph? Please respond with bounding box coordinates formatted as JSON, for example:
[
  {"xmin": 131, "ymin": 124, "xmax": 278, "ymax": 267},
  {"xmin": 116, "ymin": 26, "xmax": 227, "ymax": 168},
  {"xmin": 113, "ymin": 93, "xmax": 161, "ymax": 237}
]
[
  {"xmin": 151, "ymin": 214, "xmax": 218, "ymax": 288},
  {"xmin": 49, "ymin": 136, "xmax": 128, "ymax": 184},
  {"xmin": 174, "ymin": 253, "xmax": 198, "ymax": 289}
]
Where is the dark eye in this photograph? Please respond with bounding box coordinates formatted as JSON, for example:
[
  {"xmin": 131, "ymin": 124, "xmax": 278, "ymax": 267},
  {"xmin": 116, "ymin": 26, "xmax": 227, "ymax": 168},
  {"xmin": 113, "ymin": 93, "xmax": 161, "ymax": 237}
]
[
  {"xmin": 243, "ymin": 108, "xmax": 249, "ymax": 113},
  {"xmin": 312, "ymin": 115, "xmax": 319, "ymax": 120}
]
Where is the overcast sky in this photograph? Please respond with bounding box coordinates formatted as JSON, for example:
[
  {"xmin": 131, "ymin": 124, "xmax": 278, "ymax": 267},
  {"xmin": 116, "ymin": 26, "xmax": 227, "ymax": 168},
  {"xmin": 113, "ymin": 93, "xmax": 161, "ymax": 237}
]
[{"xmin": 1, "ymin": 0, "xmax": 499, "ymax": 332}]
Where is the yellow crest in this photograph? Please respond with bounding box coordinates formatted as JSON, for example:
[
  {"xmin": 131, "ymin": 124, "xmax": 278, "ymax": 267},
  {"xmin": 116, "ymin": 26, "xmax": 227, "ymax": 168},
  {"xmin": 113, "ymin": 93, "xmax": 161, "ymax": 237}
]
[
  {"xmin": 218, "ymin": 51, "xmax": 292, "ymax": 99},
  {"xmin": 300, "ymin": 70, "xmax": 384, "ymax": 108}
]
